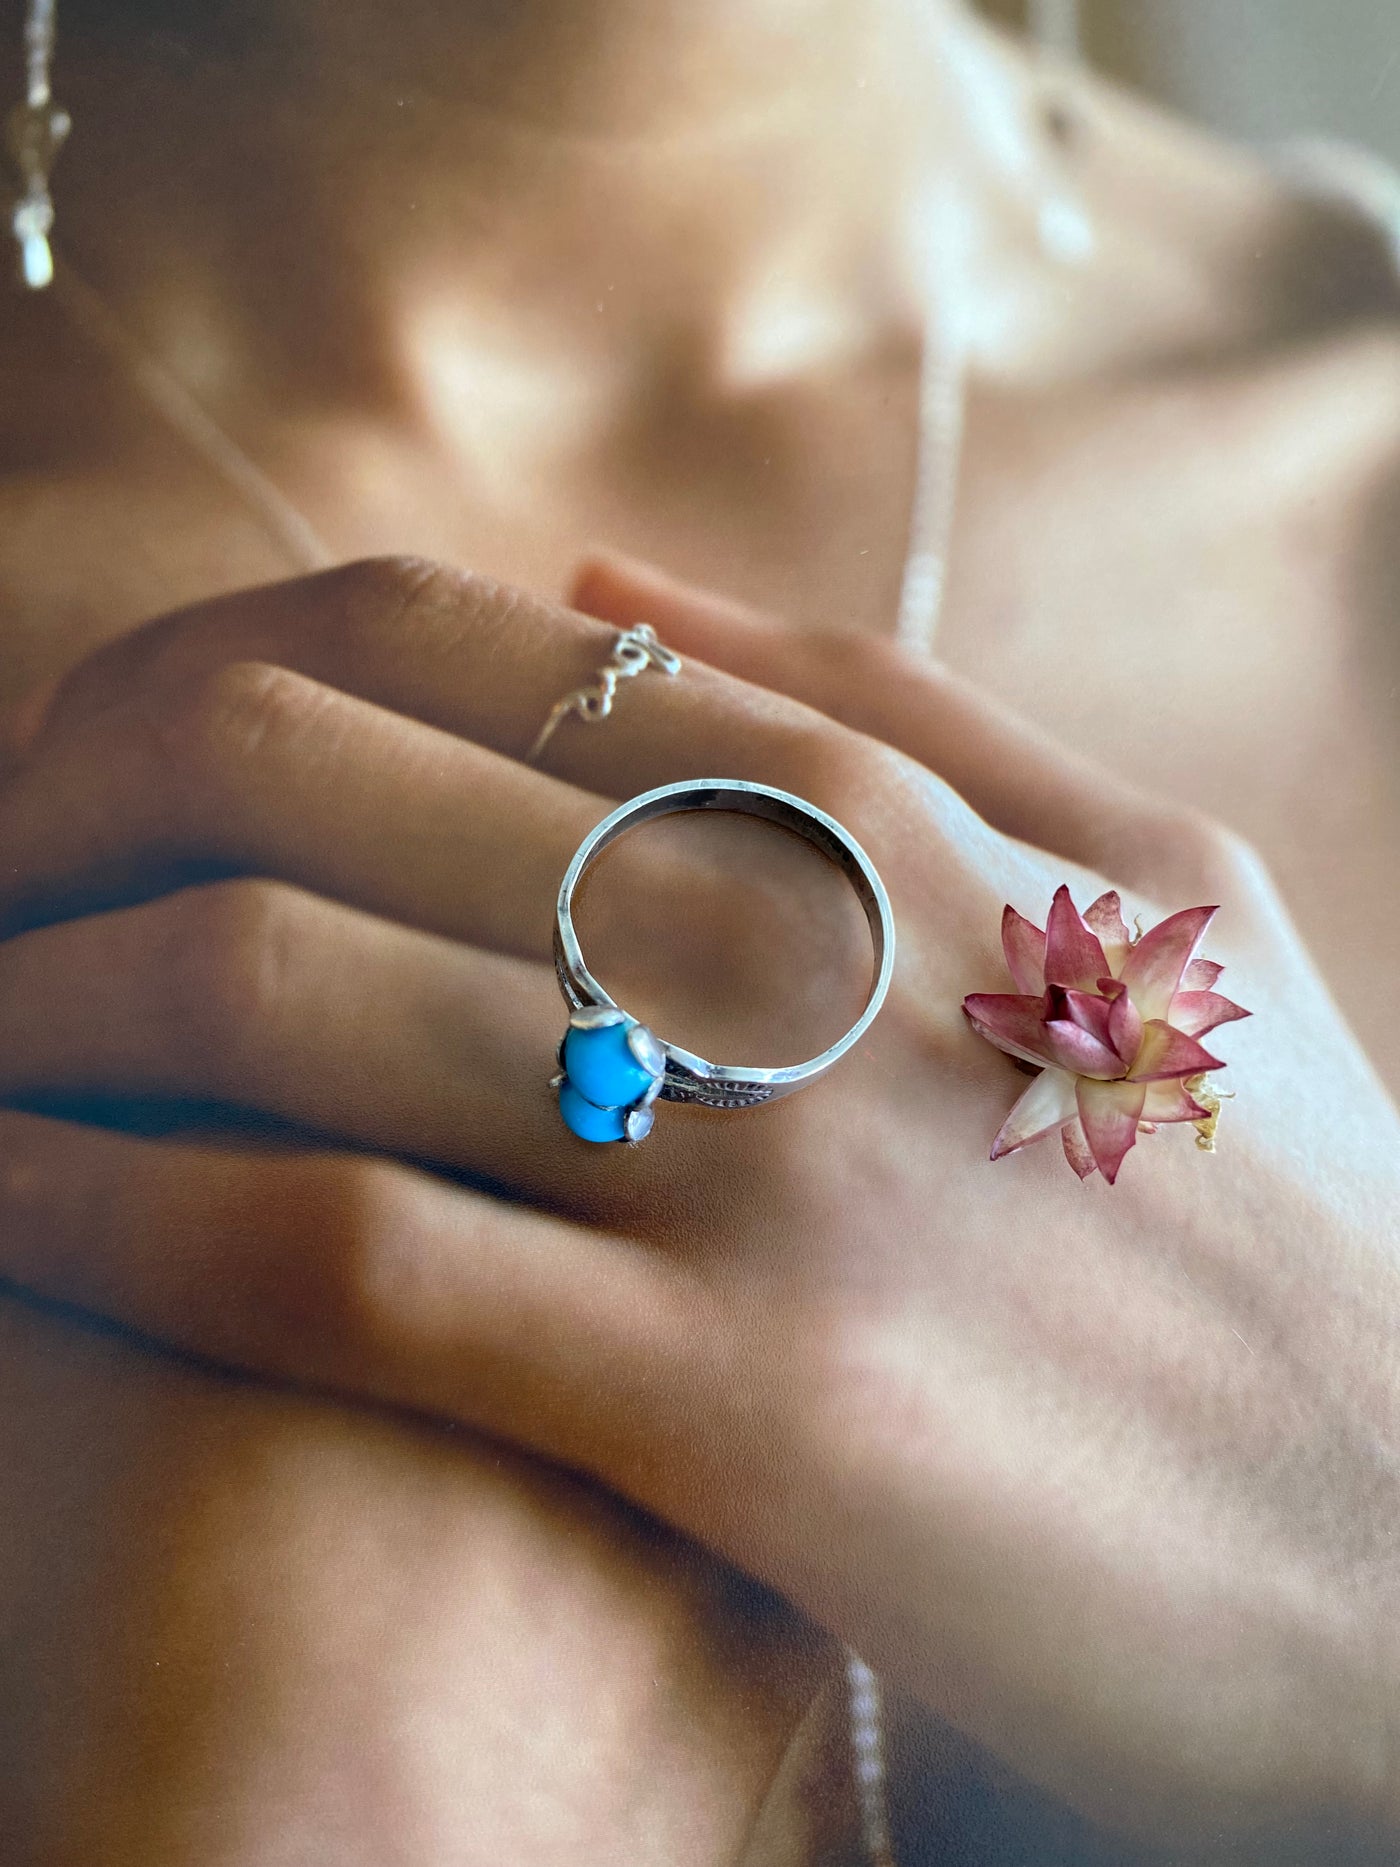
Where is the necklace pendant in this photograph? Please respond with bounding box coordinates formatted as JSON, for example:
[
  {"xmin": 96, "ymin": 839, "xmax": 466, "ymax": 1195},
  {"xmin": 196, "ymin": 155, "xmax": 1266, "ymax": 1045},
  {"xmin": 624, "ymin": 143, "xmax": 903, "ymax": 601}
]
[
  {"xmin": 6, "ymin": 95, "xmax": 70, "ymax": 291},
  {"xmin": 11, "ymin": 188, "xmax": 54, "ymax": 289}
]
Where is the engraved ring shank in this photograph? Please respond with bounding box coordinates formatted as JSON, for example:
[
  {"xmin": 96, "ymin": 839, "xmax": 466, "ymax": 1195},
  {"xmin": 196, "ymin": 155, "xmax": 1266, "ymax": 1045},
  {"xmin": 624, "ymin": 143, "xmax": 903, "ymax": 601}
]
[{"xmin": 554, "ymin": 780, "xmax": 895, "ymax": 1108}]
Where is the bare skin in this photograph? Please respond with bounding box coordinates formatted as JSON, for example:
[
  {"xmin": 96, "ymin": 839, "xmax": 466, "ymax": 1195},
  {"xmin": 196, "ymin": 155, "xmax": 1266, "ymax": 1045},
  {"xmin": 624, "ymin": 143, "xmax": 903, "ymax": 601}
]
[
  {"xmin": 0, "ymin": 2, "xmax": 1397, "ymax": 1861},
  {"xmin": 1, "ymin": 557, "xmax": 1398, "ymax": 1867},
  {"xmin": 4, "ymin": 3, "xmax": 1399, "ymax": 1060}
]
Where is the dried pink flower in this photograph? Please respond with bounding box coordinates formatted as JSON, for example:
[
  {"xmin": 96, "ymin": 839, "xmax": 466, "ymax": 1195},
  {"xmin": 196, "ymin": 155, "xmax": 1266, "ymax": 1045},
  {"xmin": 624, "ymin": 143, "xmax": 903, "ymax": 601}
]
[{"xmin": 963, "ymin": 887, "xmax": 1250, "ymax": 1183}]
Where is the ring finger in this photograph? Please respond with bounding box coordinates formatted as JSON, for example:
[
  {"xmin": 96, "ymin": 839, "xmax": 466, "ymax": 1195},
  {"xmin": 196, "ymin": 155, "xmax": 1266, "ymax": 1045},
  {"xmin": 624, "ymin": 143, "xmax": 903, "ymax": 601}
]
[{"xmin": 0, "ymin": 879, "xmax": 597, "ymax": 1206}]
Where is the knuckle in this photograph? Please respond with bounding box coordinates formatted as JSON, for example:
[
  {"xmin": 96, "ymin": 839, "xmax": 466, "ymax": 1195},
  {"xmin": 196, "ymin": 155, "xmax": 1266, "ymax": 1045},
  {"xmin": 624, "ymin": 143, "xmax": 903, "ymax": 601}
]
[
  {"xmin": 334, "ymin": 552, "xmax": 453, "ymax": 608},
  {"xmin": 222, "ymin": 1152, "xmax": 424, "ymax": 1374},
  {"xmin": 154, "ymin": 879, "xmax": 308, "ymax": 1083},
  {"xmin": 335, "ymin": 555, "xmax": 514, "ymax": 648},
  {"xmin": 779, "ymin": 724, "xmax": 904, "ymax": 820},
  {"xmin": 808, "ymin": 628, "xmax": 880, "ymax": 701},
  {"xmin": 327, "ymin": 555, "xmax": 529, "ymax": 691},
  {"xmin": 308, "ymin": 1155, "xmax": 438, "ymax": 1355},
  {"xmin": 153, "ymin": 660, "xmax": 326, "ymax": 812}
]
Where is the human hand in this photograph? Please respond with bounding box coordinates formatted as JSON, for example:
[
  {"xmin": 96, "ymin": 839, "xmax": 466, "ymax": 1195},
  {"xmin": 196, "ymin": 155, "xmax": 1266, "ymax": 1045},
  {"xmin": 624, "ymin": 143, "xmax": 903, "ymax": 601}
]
[{"xmin": 0, "ymin": 556, "xmax": 1396, "ymax": 1852}]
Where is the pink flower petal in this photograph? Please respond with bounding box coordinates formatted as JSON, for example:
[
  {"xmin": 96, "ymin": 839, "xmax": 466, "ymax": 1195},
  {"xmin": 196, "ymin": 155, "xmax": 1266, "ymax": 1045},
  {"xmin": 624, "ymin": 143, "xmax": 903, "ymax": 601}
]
[
  {"xmin": 1044, "ymin": 886, "xmax": 1111, "ymax": 991},
  {"xmin": 1052, "ymin": 986, "xmax": 1116, "ymax": 1050},
  {"xmin": 963, "ymin": 994, "xmax": 1059, "ymax": 1070},
  {"xmin": 1083, "ymin": 891, "xmax": 1133, "ymax": 973},
  {"xmin": 1142, "ymin": 1080, "xmax": 1210, "ymax": 1124},
  {"xmin": 1077, "ymin": 1077, "xmax": 1147, "ymax": 1183},
  {"xmin": 1183, "ymin": 958, "xmax": 1224, "ymax": 991},
  {"xmin": 1001, "ymin": 906, "xmax": 1047, "ymax": 995},
  {"xmin": 1100, "ymin": 979, "xmax": 1144, "ymax": 1066},
  {"xmin": 1167, "ymin": 991, "xmax": 1251, "ymax": 1038},
  {"xmin": 1119, "ymin": 906, "xmax": 1217, "ymax": 1022},
  {"xmin": 1061, "ymin": 1118, "xmax": 1098, "ymax": 1179},
  {"xmin": 1043, "ymin": 1019, "xmax": 1125, "ymax": 1080},
  {"xmin": 990, "ymin": 1067, "xmax": 1079, "ymax": 1159},
  {"xmin": 1128, "ymin": 1019, "xmax": 1225, "ymax": 1083}
]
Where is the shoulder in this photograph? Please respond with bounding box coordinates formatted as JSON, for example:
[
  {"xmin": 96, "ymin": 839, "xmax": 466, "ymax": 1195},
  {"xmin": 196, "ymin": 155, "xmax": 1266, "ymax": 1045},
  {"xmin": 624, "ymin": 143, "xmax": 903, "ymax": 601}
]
[
  {"xmin": 951, "ymin": 23, "xmax": 1400, "ymax": 687},
  {"xmin": 954, "ymin": 18, "xmax": 1400, "ymax": 379}
]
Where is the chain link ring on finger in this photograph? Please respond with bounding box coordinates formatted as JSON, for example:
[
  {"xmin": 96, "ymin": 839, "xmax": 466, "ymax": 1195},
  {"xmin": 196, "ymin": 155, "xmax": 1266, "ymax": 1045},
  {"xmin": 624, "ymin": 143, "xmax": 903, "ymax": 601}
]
[{"xmin": 526, "ymin": 623, "xmax": 681, "ymax": 764}]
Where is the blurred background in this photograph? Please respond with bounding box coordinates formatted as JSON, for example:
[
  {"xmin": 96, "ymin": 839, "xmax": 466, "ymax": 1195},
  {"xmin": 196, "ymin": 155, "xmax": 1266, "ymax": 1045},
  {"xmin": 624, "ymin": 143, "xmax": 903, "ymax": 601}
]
[{"xmin": 982, "ymin": 0, "xmax": 1400, "ymax": 166}]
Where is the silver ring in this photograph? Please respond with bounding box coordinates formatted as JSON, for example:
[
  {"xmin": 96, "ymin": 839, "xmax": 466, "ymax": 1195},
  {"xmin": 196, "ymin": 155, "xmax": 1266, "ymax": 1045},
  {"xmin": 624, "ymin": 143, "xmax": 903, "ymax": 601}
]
[
  {"xmin": 551, "ymin": 779, "xmax": 896, "ymax": 1143},
  {"xmin": 526, "ymin": 624, "xmax": 681, "ymax": 764}
]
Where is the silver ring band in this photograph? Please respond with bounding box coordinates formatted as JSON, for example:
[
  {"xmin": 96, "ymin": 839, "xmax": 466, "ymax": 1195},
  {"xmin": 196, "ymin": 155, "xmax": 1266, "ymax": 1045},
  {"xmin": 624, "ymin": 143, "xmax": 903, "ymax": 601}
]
[{"xmin": 553, "ymin": 779, "xmax": 895, "ymax": 1138}]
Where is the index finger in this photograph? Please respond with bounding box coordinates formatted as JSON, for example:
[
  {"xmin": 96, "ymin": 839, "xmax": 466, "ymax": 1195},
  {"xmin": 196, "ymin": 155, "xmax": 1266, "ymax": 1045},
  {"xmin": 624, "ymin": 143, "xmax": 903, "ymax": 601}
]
[
  {"xmin": 26, "ymin": 556, "xmax": 862, "ymax": 800},
  {"xmin": 5, "ymin": 556, "xmax": 945, "ymax": 916}
]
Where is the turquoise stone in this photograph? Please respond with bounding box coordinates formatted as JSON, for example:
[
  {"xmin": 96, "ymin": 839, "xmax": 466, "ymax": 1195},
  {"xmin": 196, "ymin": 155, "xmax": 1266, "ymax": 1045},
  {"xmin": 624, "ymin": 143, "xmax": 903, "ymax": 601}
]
[
  {"xmin": 558, "ymin": 1080, "xmax": 628, "ymax": 1144},
  {"xmin": 562, "ymin": 1018, "xmax": 660, "ymax": 1111}
]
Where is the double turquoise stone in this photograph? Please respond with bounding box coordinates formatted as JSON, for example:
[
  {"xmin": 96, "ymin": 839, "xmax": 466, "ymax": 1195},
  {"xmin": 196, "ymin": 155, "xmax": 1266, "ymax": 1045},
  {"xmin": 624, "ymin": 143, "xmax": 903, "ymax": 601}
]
[{"xmin": 556, "ymin": 1007, "xmax": 665, "ymax": 1144}]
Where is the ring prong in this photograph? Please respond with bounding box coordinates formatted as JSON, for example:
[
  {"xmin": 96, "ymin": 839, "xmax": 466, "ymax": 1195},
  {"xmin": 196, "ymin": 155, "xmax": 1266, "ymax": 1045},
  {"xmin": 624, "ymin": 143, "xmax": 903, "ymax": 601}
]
[
  {"xmin": 625, "ymin": 1105, "xmax": 655, "ymax": 1144},
  {"xmin": 626, "ymin": 1022, "xmax": 666, "ymax": 1079},
  {"xmin": 570, "ymin": 1004, "xmax": 626, "ymax": 1032}
]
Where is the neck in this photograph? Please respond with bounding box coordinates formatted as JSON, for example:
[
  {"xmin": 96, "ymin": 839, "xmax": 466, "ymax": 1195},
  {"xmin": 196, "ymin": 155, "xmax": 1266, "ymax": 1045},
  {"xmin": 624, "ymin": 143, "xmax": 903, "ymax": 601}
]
[
  {"xmin": 262, "ymin": 0, "xmax": 901, "ymax": 141},
  {"xmin": 56, "ymin": 0, "xmax": 964, "ymax": 418}
]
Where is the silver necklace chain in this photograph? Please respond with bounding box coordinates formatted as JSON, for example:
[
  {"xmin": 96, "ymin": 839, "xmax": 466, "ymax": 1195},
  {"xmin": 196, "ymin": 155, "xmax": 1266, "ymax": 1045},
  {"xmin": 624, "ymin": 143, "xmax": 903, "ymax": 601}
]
[
  {"xmin": 895, "ymin": 295, "xmax": 967, "ymax": 652},
  {"xmin": 847, "ymin": 1651, "xmax": 899, "ymax": 1866},
  {"xmin": 51, "ymin": 259, "xmax": 337, "ymax": 572}
]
